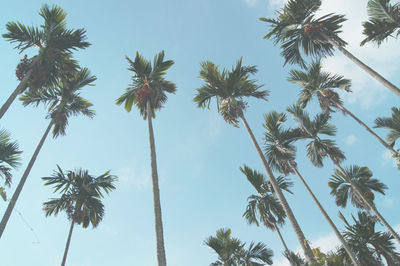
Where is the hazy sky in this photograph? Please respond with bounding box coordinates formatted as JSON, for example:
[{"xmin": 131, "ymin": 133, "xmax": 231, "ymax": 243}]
[{"xmin": 1, "ymin": 1, "xmax": 399, "ymax": 265}]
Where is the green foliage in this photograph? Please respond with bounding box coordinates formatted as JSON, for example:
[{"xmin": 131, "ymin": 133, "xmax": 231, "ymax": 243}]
[
  {"xmin": 329, "ymin": 165, "xmax": 387, "ymax": 210},
  {"xmin": 194, "ymin": 58, "xmax": 268, "ymax": 127},
  {"xmin": 339, "ymin": 211, "xmax": 400, "ymax": 265},
  {"xmin": 3, "ymin": 4, "xmax": 89, "ymax": 91},
  {"xmin": 361, "ymin": 0, "xmax": 400, "ymax": 46},
  {"xmin": 19, "ymin": 68, "xmax": 96, "ymax": 138},
  {"xmin": 260, "ymin": 0, "xmax": 347, "ymax": 68},
  {"xmin": 0, "ymin": 129, "xmax": 22, "ymax": 187},
  {"xmin": 42, "ymin": 165, "xmax": 117, "ymax": 228},
  {"xmin": 288, "ymin": 59, "xmax": 351, "ymax": 113},
  {"xmin": 240, "ymin": 165, "xmax": 292, "ymax": 230},
  {"xmin": 116, "ymin": 51, "xmax": 176, "ymax": 119},
  {"xmin": 205, "ymin": 228, "xmax": 273, "ymax": 265}
]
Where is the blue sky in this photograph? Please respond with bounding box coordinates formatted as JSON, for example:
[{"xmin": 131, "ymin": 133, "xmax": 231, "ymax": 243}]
[{"xmin": 1, "ymin": 0, "xmax": 400, "ymax": 265}]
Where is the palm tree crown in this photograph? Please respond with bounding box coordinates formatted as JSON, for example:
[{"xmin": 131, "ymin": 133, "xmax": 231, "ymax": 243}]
[
  {"xmin": 194, "ymin": 58, "xmax": 268, "ymax": 127},
  {"xmin": 42, "ymin": 165, "xmax": 117, "ymax": 228},
  {"xmin": 375, "ymin": 107, "xmax": 400, "ymax": 147},
  {"xmin": 361, "ymin": 0, "xmax": 400, "ymax": 46},
  {"xmin": 20, "ymin": 68, "xmax": 96, "ymax": 137},
  {"xmin": 288, "ymin": 60, "xmax": 351, "ymax": 113},
  {"xmin": 260, "ymin": 0, "xmax": 346, "ymax": 68},
  {"xmin": 115, "ymin": 51, "xmax": 177, "ymax": 118},
  {"xmin": 3, "ymin": 4, "xmax": 88, "ymax": 90},
  {"xmin": 329, "ymin": 165, "xmax": 387, "ymax": 210},
  {"xmin": 241, "ymin": 165, "xmax": 293, "ymax": 230}
]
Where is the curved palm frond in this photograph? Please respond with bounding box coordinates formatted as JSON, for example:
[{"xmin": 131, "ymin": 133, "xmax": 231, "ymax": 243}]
[
  {"xmin": 374, "ymin": 107, "xmax": 400, "ymax": 147},
  {"xmin": 0, "ymin": 129, "xmax": 22, "ymax": 186},
  {"xmin": 361, "ymin": 0, "xmax": 400, "ymax": 46}
]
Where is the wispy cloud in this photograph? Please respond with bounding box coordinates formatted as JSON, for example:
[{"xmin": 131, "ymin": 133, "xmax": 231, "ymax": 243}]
[
  {"xmin": 345, "ymin": 134, "xmax": 357, "ymax": 145},
  {"xmin": 117, "ymin": 161, "xmax": 151, "ymax": 189},
  {"xmin": 244, "ymin": 0, "xmax": 259, "ymax": 7}
]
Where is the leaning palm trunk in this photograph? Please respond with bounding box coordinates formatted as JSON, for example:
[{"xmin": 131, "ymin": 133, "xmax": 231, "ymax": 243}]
[
  {"xmin": 273, "ymin": 222, "xmax": 291, "ymax": 255},
  {"xmin": 290, "ymin": 165, "xmax": 360, "ymax": 266},
  {"xmin": 333, "ymin": 102, "xmax": 399, "ymax": 157},
  {"xmin": 333, "ymin": 162, "xmax": 400, "ymax": 245},
  {"xmin": 0, "ymin": 120, "xmax": 53, "ymax": 238},
  {"xmin": 239, "ymin": 113, "xmax": 316, "ymax": 264},
  {"xmin": 146, "ymin": 101, "xmax": 167, "ymax": 266},
  {"xmin": 322, "ymin": 33, "xmax": 400, "ymax": 97},
  {"xmin": 0, "ymin": 58, "xmax": 38, "ymax": 120},
  {"xmin": 61, "ymin": 219, "xmax": 75, "ymax": 266}
]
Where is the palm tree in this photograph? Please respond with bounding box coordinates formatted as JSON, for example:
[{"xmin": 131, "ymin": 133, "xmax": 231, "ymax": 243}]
[
  {"xmin": 263, "ymin": 111, "xmax": 360, "ymax": 265},
  {"xmin": 116, "ymin": 51, "xmax": 176, "ymax": 266},
  {"xmin": 329, "ymin": 166, "xmax": 400, "ymax": 244},
  {"xmin": 261, "ymin": 0, "xmax": 400, "ymax": 97},
  {"xmin": 42, "ymin": 165, "xmax": 117, "ymax": 266},
  {"xmin": 0, "ymin": 68, "xmax": 96, "ymax": 238},
  {"xmin": 339, "ymin": 211, "xmax": 400, "ymax": 265},
  {"xmin": 194, "ymin": 59, "xmax": 316, "ymax": 264},
  {"xmin": 0, "ymin": 129, "xmax": 22, "ymax": 200},
  {"xmin": 288, "ymin": 60, "xmax": 398, "ymax": 156},
  {"xmin": 288, "ymin": 105, "xmax": 400, "ymax": 244},
  {"xmin": 361, "ymin": 0, "xmax": 400, "ymax": 46},
  {"xmin": 205, "ymin": 228, "xmax": 273, "ymax": 265},
  {"xmin": 240, "ymin": 165, "xmax": 293, "ymax": 255},
  {"xmin": 0, "ymin": 4, "xmax": 88, "ymax": 120}
]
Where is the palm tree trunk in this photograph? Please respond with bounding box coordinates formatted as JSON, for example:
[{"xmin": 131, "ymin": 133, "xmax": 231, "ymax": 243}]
[
  {"xmin": 334, "ymin": 102, "xmax": 399, "ymax": 156},
  {"xmin": 239, "ymin": 113, "xmax": 316, "ymax": 264},
  {"xmin": 273, "ymin": 222, "xmax": 290, "ymax": 254},
  {"xmin": 334, "ymin": 162, "xmax": 400, "ymax": 245},
  {"xmin": 0, "ymin": 120, "xmax": 53, "ymax": 238},
  {"xmin": 290, "ymin": 165, "xmax": 360, "ymax": 266},
  {"xmin": 0, "ymin": 58, "xmax": 38, "ymax": 120},
  {"xmin": 61, "ymin": 220, "xmax": 75, "ymax": 266},
  {"xmin": 146, "ymin": 101, "xmax": 167, "ymax": 266},
  {"xmin": 323, "ymin": 33, "xmax": 400, "ymax": 97}
]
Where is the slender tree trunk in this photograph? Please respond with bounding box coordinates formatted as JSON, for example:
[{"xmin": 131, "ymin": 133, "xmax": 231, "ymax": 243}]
[
  {"xmin": 0, "ymin": 58, "xmax": 38, "ymax": 120},
  {"xmin": 239, "ymin": 113, "xmax": 316, "ymax": 264},
  {"xmin": 334, "ymin": 103, "xmax": 399, "ymax": 157},
  {"xmin": 61, "ymin": 220, "xmax": 75, "ymax": 266},
  {"xmin": 0, "ymin": 120, "xmax": 53, "ymax": 238},
  {"xmin": 334, "ymin": 162, "xmax": 400, "ymax": 245},
  {"xmin": 146, "ymin": 101, "xmax": 167, "ymax": 266},
  {"xmin": 273, "ymin": 222, "xmax": 290, "ymax": 254},
  {"xmin": 323, "ymin": 34, "xmax": 400, "ymax": 97},
  {"xmin": 290, "ymin": 165, "xmax": 360, "ymax": 266}
]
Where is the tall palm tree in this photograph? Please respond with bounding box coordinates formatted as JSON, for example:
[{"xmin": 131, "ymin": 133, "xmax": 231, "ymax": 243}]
[
  {"xmin": 194, "ymin": 59, "xmax": 316, "ymax": 264},
  {"xmin": 261, "ymin": 0, "xmax": 400, "ymax": 97},
  {"xmin": 240, "ymin": 165, "xmax": 293, "ymax": 255},
  {"xmin": 339, "ymin": 211, "xmax": 400, "ymax": 265},
  {"xmin": 361, "ymin": 0, "xmax": 400, "ymax": 46},
  {"xmin": 1, "ymin": 4, "xmax": 89, "ymax": 120},
  {"xmin": 116, "ymin": 51, "xmax": 176, "ymax": 266},
  {"xmin": 289, "ymin": 60, "xmax": 398, "ymax": 156},
  {"xmin": 0, "ymin": 68, "xmax": 96, "ymax": 238},
  {"xmin": 329, "ymin": 166, "xmax": 400, "ymax": 244},
  {"xmin": 42, "ymin": 165, "xmax": 117, "ymax": 266},
  {"xmin": 0, "ymin": 129, "xmax": 22, "ymax": 200},
  {"xmin": 205, "ymin": 228, "xmax": 273, "ymax": 265},
  {"xmin": 263, "ymin": 111, "xmax": 360, "ymax": 265},
  {"xmin": 288, "ymin": 105, "xmax": 400, "ymax": 244}
]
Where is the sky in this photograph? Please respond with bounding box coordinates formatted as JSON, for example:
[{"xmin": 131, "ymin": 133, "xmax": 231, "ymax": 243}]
[{"xmin": 0, "ymin": 0, "xmax": 400, "ymax": 265}]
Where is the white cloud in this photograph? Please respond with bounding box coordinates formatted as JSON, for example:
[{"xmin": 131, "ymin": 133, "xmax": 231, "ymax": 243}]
[
  {"xmin": 117, "ymin": 162, "xmax": 151, "ymax": 189},
  {"xmin": 381, "ymin": 150, "xmax": 397, "ymax": 167},
  {"xmin": 244, "ymin": 0, "xmax": 259, "ymax": 7},
  {"xmin": 345, "ymin": 134, "xmax": 357, "ymax": 145},
  {"xmin": 383, "ymin": 197, "xmax": 394, "ymax": 208},
  {"xmin": 268, "ymin": 0, "xmax": 287, "ymax": 9}
]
